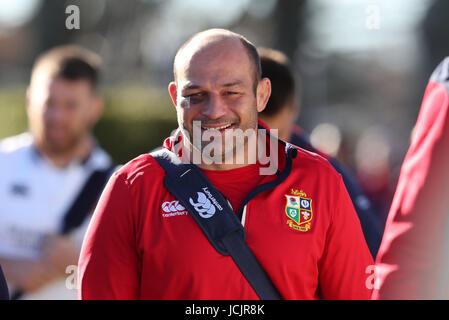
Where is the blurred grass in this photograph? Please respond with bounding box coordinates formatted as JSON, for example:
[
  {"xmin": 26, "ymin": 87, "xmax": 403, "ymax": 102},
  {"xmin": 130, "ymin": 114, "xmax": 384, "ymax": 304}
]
[
  {"xmin": 0, "ymin": 85, "xmax": 178, "ymax": 164},
  {"xmin": 0, "ymin": 87, "xmax": 28, "ymax": 138}
]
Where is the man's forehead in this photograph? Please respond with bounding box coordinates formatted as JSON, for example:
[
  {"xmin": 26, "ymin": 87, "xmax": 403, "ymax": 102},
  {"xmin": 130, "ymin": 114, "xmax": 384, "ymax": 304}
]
[
  {"xmin": 176, "ymin": 40, "xmax": 252, "ymax": 85},
  {"xmin": 177, "ymin": 64, "xmax": 251, "ymax": 91},
  {"xmin": 32, "ymin": 74, "xmax": 90, "ymax": 89},
  {"xmin": 178, "ymin": 29, "xmax": 242, "ymax": 58},
  {"xmin": 30, "ymin": 76, "xmax": 94, "ymax": 102},
  {"xmin": 176, "ymin": 34, "xmax": 249, "ymax": 72}
]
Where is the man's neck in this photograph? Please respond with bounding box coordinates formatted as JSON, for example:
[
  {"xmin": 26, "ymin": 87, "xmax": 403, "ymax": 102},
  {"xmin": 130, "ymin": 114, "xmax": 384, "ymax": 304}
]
[
  {"xmin": 36, "ymin": 135, "xmax": 94, "ymax": 169},
  {"xmin": 182, "ymin": 142, "xmax": 258, "ymax": 171},
  {"xmin": 259, "ymin": 116, "xmax": 290, "ymax": 142}
]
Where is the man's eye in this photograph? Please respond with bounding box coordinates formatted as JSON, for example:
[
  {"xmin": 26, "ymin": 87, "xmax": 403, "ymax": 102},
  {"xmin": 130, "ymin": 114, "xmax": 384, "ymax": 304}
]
[{"xmin": 187, "ymin": 93, "xmax": 205, "ymax": 103}]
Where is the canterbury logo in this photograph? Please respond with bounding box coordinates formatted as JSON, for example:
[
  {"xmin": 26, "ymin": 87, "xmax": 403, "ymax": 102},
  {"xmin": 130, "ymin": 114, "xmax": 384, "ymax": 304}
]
[
  {"xmin": 189, "ymin": 192, "xmax": 216, "ymax": 218},
  {"xmin": 162, "ymin": 200, "xmax": 185, "ymax": 213}
]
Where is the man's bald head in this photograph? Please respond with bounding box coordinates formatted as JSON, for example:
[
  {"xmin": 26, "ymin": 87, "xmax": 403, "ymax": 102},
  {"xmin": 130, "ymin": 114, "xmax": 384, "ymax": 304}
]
[{"xmin": 173, "ymin": 29, "xmax": 261, "ymax": 92}]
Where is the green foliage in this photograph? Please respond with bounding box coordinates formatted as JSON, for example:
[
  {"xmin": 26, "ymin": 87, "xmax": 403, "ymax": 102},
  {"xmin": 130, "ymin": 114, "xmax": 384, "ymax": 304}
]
[
  {"xmin": 0, "ymin": 86, "xmax": 178, "ymax": 164},
  {"xmin": 0, "ymin": 87, "xmax": 28, "ymax": 138}
]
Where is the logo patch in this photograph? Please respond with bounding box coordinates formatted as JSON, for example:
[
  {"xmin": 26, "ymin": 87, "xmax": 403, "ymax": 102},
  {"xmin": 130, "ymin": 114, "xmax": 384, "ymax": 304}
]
[
  {"xmin": 285, "ymin": 189, "xmax": 313, "ymax": 232},
  {"xmin": 161, "ymin": 200, "xmax": 188, "ymax": 217},
  {"xmin": 189, "ymin": 191, "xmax": 216, "ymax": 218},
  {"xmin": 10, "ymin": 184, "xmax": 29, "ymax": 197}
]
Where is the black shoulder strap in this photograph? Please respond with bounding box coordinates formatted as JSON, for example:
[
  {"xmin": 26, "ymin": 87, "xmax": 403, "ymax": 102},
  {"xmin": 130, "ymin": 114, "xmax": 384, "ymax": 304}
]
[
  {"xmin": 60, "ymin": 164, "xmax": 116, "ymax": 235},
  {"xmin": 151, "ymin": 149, "xmax": 282, "ymax": 300}
]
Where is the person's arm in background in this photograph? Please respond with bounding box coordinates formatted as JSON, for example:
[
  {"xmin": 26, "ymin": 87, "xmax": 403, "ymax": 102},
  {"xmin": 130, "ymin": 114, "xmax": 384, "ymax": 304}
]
[
  {"xmin": 78, "ymin": 171, "xmax": 140, "ymax": 300},
  {"xmin": 41, "ymin": 234, "xmax": 83, "ymax": 275},
  {"xmin": 373, "ymin": 58, "xmax": 449, "ymax": 299},
  {"xmin": 0, "ymin": 232, "xmax": 83, "ymax": 296},
  {"xmin": 318, "ymin": 176, "xmax": 374, "ymax": 299},
  {"xmin": 1, "ymin": 166, "xmax": 117, "ymax": 298},
  {"xmin": 0, "ymin": 257, "xmax": 60, "ymax": 295}
]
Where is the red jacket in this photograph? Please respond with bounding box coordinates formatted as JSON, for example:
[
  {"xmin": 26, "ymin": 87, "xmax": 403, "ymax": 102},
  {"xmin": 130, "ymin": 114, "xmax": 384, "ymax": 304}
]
[
  {"xmin": 373, "ymin": 58, "xmax": 449, "ymax": 299},
  {"xmin": 78, "ymin": 124, "xmax": 373, "ymax": 299}
]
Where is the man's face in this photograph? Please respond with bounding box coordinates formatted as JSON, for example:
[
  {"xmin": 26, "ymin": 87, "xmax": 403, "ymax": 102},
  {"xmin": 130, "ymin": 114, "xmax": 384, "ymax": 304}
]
[
  {"xmin": 27, "ymin": 75, "xmax": 100, "ymax": 155},
  {"xmin": 170, "ymin": 39, "xmax": 267, "ymax": 160}
]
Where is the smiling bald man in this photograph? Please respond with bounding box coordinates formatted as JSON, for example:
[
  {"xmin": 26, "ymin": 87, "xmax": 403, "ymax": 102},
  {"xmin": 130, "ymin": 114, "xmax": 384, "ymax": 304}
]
[{"xmin": 78, "ymin": 29, "xmax": 373, "ymax": 300}]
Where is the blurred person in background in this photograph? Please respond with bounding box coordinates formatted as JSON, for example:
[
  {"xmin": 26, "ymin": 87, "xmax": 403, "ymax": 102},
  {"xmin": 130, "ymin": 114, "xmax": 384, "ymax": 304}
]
[
  {"xmin": 257, "ymin": 48, "xmax": 382, "ymax": 259},
  {"xmin": 355, "ymin": 126, "xmax": 396, "ymax": 228},
  {"xmin": 0, "ymin": 45, "xmax": 114, "ymax": 299},
  {"xmin": 373, "ymin": 57, "xmax": 449, "ymax": 299}
]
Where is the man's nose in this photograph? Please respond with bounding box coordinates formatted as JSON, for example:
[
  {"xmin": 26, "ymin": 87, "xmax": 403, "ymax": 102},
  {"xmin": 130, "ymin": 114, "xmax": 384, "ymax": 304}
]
[
  {"xmin": 201, "ymin": 94, "xmax": 227, "ymax": 120},
  {"xmin": 45, "ymin": 104, "xmax": 66, "ymax": 123}
]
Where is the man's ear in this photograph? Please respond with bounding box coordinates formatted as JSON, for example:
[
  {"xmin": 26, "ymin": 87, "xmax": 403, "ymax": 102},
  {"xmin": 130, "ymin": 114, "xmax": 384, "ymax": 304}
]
[
  {"xmin": 90, "ymin": 95, "xmax": 104, "ymax": 126},
  {"xmin": 256, "ymin": 77, "xmax": 271, "ymax": 113},
  {"xmin": 168, "ymin": 82, "xmax": 178, "ymax": 108},
  {"xmin": 25, "ymin": 86, "xmax": 32, "ymax": 114},
  {"xmin": 25, "ymin": 86, "xmax": 37, "ymax": 121}
]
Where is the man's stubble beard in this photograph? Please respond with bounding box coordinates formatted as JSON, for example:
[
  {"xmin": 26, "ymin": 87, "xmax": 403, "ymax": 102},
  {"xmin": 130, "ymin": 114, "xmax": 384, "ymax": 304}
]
[
  {"xmin": 180, "ymin": 112, "xmax": 259, "ymax": 165},
  {"xmin": 41, "ymin": 126, "xmax": 87, "ymax": 157}
]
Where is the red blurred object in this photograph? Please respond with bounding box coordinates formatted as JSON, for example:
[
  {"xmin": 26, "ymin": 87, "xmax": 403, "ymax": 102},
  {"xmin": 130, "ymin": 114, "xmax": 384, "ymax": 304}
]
[{"xmin": 373, "ymin": 57, "xmax": 449, "ymax": 299}]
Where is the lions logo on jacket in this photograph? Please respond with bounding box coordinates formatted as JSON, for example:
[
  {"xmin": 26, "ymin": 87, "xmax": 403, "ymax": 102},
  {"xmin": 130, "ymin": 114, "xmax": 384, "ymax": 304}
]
[{"xmin": 285, "ymin": 189, "xmax": 313, "ymax": 232}]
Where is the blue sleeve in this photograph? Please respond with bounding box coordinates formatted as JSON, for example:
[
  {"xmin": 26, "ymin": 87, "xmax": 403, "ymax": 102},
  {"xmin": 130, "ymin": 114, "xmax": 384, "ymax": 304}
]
[{"xmin": 329, "ymin": 158, "xmax": 383, "ymax": 259}]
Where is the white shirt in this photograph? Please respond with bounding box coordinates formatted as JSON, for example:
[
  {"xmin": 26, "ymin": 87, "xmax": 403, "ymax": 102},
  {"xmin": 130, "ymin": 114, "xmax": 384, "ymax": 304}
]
[{"xmin": 0, "ymin": 132, "xmax": 113, "ymax": 299}]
